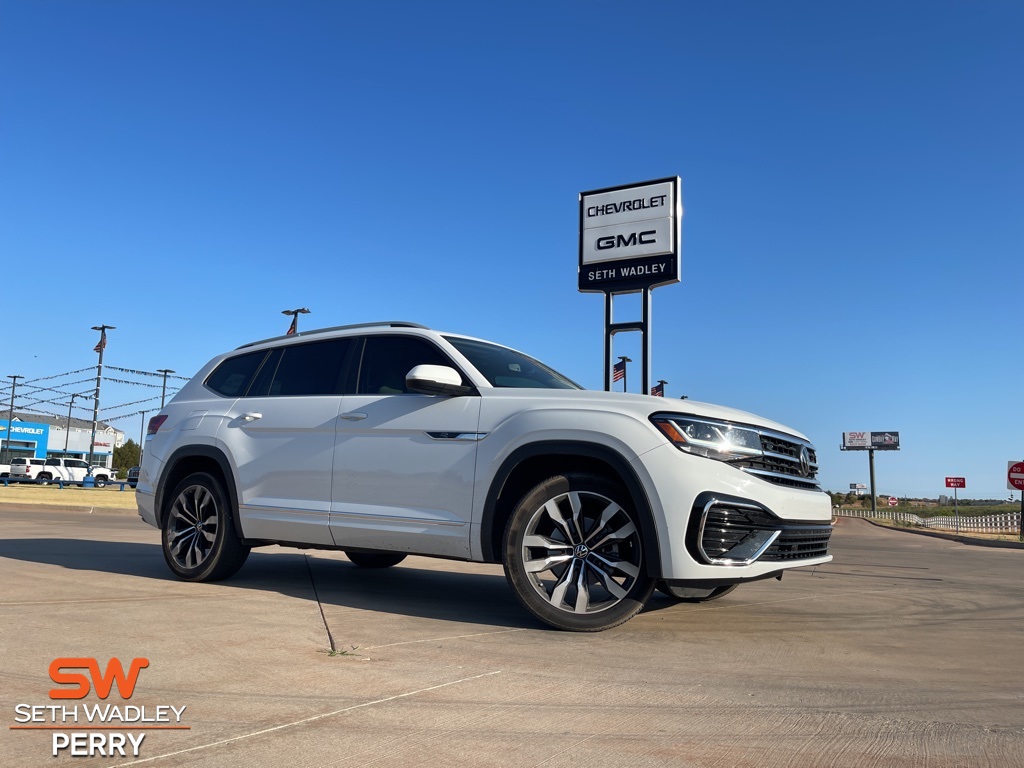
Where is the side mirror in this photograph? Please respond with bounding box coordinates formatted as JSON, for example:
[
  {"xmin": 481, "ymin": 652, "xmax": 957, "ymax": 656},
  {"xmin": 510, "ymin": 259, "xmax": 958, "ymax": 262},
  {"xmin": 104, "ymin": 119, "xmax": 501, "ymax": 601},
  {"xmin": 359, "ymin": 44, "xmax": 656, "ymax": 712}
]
[{"xmin": 406, "ymin": 365, "xmax": 474, "ymax": 397}]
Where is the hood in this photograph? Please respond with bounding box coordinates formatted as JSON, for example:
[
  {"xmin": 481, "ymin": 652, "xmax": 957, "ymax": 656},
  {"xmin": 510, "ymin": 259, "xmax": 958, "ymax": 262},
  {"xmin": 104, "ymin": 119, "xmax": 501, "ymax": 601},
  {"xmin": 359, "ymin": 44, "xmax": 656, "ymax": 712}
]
[{"xmin": 477, "ymin": 387, "xmax": 810, "ymax": 441}]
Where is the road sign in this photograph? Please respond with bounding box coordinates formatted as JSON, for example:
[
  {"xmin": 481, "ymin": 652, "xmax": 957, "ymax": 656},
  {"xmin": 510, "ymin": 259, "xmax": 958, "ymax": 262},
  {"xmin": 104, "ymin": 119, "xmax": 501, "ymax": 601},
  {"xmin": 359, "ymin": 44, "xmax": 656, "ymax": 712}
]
[
  {"xmin": 1008, "ymin": 461, "xmax": 1024, "ymax": 491},
  {"xmin": 945, "ymin": 477, "xmax": 966, "ymax": 489},
  {"xmin": 887, "ymin": 497, "xmax": 898, "ymax": 507}
]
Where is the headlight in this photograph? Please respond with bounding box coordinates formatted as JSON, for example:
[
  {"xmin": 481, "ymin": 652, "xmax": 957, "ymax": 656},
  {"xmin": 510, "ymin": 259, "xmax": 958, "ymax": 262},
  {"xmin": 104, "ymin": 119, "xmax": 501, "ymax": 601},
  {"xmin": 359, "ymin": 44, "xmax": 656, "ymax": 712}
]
[{"xmin": 651, "ymin": 414, "xmax": 763, "ymax": 462}]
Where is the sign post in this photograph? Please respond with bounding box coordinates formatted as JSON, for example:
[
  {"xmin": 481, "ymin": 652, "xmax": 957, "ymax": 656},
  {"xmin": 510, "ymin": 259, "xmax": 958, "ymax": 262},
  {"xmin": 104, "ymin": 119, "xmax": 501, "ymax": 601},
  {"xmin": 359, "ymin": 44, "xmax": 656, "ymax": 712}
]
[
  {"xmin": 1008, "ymin": 461, "xmax": 1024, "ymax": 540},
  {"xmin": 579, "ymin": 178, "xmax": 682, "ymax": 394},
  {"xmin": 841, "ymin": 432, "xmax": 900, "ymax": 515},
  {"xmin": 945, "ymin": 477, "xmax": 965, "ymax": 533}
]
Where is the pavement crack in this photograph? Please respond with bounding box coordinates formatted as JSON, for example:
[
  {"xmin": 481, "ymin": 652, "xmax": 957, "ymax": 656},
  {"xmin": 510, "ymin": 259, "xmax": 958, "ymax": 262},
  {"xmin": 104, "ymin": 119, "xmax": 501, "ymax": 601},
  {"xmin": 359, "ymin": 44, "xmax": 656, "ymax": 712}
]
[{"xmin": 304, "ymin": 555, "xmax": 337, "ymax": 654}]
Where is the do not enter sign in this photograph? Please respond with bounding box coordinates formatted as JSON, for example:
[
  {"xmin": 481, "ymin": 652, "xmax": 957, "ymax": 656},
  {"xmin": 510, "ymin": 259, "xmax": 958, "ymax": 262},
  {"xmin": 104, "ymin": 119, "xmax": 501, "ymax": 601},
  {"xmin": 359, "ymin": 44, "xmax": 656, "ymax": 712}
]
[
  {"xmin": 1009, "ymin": 462, "xmax": 1024, "ymax": 491},
  {"xmin": 887, "ymin": 497, "xmax": 898, "ymax": 507}
]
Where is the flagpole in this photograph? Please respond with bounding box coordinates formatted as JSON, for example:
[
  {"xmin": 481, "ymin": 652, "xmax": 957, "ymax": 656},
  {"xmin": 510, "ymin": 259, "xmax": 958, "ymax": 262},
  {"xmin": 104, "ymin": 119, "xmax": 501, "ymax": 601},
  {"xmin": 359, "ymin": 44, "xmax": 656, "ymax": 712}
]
[
  {"xmin": 89, "ymin": 325, "xmax": 115, "ymax": 467},
  {"xmin": 282, "ymin": 307, "xmax": 310, "ymax": 335}
]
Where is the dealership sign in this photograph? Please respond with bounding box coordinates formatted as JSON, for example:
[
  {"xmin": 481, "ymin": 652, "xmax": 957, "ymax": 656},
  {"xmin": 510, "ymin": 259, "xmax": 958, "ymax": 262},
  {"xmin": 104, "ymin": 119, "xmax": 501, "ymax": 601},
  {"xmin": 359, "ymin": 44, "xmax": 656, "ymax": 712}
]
[
  {"xmin": 842, "ymin": 431, "xmax": 900, "ymax": 451},
  {"xmin": 579, "ymin": 177, "xmax": 681, "ymax": 292}
]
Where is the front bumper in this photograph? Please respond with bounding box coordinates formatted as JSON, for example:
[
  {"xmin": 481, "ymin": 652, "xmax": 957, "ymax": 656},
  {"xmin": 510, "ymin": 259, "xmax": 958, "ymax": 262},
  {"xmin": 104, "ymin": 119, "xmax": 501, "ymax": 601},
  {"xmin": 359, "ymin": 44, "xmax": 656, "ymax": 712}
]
[{"xmin": 631, "ymin": 442, "xmax": 833, "ymax": 581}]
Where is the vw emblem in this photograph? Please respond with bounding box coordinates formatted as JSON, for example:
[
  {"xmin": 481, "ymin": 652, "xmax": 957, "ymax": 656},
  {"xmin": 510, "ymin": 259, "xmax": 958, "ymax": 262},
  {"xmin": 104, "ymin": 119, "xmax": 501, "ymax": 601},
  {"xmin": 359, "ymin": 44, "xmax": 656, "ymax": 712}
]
[
  {"xmin": 798, "ymin": 446, "xmax": 812, "ymax": 477},
  {"xmin": 573, "ymin": 544, "xmax": 590, "ymax": 559}
]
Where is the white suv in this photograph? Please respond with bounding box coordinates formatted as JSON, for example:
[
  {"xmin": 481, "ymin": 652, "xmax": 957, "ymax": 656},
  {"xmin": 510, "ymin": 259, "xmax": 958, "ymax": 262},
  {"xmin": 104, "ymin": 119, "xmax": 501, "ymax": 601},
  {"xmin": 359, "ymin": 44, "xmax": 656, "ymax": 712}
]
[{"xmin": 137, "ymin": 321, "xmax": 832, "ymax": 631}]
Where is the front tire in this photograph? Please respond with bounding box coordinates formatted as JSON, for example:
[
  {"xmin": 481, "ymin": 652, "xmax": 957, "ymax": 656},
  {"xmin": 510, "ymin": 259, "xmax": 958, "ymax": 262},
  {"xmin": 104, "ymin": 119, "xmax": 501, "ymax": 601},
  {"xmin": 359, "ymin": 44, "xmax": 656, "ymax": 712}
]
[
  {"xmin": 503, "ymin": 473, "xmax": 655, "ymax": 632},
  {"xmin": 161, "ymin": 472, "xmax": 250, "ymax": 582}
]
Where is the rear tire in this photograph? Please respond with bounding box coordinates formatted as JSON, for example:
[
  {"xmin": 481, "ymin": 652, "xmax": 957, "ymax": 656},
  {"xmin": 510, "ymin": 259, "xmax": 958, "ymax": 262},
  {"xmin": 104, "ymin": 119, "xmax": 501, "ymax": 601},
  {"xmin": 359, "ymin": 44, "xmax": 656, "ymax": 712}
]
[
  {"xmin": 94, "ymin": 475, "xmax": 108, "ymax": 488},
  {"xmin": 345, "ymin": 551, "xmax": 407, "ymax": 568},
  {"xmin": 161, "ymin": 472, "xmax": 250, "ymax": 582},
  {"xmin": 503, "ymin": 473, "xmax": 655, "ymax": 632}
]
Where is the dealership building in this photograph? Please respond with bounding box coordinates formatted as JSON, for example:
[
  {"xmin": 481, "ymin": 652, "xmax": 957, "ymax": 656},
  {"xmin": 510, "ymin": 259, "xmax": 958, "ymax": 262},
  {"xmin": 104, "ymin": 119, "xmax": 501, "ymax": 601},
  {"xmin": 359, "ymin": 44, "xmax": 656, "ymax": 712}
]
[{"xmin": 0, "ymin": 411, "xmax": 125, "ymax": 470}]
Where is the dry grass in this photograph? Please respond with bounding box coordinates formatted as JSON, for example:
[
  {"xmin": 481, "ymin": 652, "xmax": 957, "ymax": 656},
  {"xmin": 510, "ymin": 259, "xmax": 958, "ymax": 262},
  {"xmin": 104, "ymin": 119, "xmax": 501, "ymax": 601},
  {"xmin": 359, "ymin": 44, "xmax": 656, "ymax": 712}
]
[{"xmin": 0, "ymin": 483, "xmax": 138, "ymax": 510}]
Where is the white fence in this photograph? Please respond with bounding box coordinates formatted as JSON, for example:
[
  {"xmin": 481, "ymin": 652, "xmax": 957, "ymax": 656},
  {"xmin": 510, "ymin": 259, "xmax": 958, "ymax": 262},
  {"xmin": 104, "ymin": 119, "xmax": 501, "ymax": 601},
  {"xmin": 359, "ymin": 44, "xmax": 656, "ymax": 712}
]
[{"xmin": 836, "ymin": 508, "xmax": 1021, "ymax": 535}]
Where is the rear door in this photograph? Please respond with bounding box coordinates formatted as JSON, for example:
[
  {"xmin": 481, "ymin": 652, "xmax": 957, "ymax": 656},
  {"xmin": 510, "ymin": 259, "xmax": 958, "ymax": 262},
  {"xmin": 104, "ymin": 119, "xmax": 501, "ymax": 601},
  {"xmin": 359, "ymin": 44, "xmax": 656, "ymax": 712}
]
[
  {"xmin": 329, "ymin": 334, "xmax": 480, "ymax": 558},
  {"xmin": 219, "ymin": 337, "xmax": 357, "ymax": 546}
]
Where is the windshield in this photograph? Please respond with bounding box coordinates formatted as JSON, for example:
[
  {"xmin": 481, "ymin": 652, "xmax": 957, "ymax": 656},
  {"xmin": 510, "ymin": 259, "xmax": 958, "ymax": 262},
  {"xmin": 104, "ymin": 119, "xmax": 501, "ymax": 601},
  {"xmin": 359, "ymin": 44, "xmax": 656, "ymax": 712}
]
[{"xmin": 444, "ymin": 336, "xmax": 582, "ymax": 390}]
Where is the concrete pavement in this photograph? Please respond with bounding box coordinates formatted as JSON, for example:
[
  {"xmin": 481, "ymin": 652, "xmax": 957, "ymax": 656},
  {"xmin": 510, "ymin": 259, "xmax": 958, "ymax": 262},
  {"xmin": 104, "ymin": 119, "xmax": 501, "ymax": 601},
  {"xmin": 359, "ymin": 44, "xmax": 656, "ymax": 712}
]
[{"xmin": 2, "ymin": 509, "xmax": 1022, "ymax": 767}]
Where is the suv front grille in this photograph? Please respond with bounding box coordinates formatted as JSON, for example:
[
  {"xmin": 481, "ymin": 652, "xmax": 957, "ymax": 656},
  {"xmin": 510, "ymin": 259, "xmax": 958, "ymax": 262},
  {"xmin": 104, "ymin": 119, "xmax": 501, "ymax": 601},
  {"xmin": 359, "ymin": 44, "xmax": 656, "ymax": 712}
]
[
  {"xmin": 730, "ymin": 432, "xmax": 820, "ymax": 490},
  {"xmin": 692, "ymin": 500, "xmax": 832, "ymax": 565}
]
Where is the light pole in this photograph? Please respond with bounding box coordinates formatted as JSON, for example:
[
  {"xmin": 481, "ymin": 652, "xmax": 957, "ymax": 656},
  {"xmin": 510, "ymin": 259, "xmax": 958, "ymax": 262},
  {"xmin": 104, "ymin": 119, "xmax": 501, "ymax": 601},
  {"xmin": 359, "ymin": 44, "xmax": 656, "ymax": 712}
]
[
  {"xmin": 3, "ymin": 374, "xmax": 23, "ymax": 464},
  {"xmin": 617, "ymin": 355, "xmax": 631, "ymax": 394},
  {"xmin": 64, "ymin": 392, "xmax": 79, "ymax": 455},
  {"xmin": 157, "ymin": 369, "xmax": 175, "ymax": 407},
  {"xmin": 281, "ymin": 307, "xmax": 310, "ymax": 335},
  {"xmin": 89, "ymin": 325, "xmax": 115, "ymax": 467}
]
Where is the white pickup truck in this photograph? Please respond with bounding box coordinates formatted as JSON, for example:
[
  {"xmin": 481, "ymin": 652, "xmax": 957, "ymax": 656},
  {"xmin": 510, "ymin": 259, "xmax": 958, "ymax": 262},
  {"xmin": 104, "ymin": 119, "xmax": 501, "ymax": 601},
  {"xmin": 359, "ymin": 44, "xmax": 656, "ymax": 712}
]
[{"xmin": 12, "ymin": 457, "xmax": 117, "ymax": 487}]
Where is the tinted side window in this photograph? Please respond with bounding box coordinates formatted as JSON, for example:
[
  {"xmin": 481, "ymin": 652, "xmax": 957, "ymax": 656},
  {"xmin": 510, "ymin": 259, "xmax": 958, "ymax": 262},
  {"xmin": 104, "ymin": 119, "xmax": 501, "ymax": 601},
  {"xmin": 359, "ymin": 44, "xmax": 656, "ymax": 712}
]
[
  {"xmin": 264, "ymin": 338, "xmax": 355, "ymax": 397},
  {"xmin": 358, "ymin": 336, "xmax": 461, "ymax": 395},
  {"xmin": 45, "ymin": 458, "xmax": 59, "ymax": 466},
  {"xmin": 205, "ymin": 351, "xmax": 268, "ymax": 397}
]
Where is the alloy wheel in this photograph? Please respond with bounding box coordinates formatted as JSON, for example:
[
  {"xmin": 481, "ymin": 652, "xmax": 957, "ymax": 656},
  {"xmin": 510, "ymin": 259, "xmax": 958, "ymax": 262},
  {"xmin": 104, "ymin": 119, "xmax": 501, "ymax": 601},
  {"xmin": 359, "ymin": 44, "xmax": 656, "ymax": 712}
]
[
  {"xmin": 166, "ymin": 484, "xmax": 219, "ymax": 570},
  {"xmin": 520, "ymin": 489, "xmax": 643, "ymax": 615}
]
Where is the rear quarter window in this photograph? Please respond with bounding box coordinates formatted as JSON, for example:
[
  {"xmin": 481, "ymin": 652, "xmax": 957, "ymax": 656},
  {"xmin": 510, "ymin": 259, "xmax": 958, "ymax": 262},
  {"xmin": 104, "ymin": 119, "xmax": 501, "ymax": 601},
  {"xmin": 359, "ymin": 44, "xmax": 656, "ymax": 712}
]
[{"xmin": 205, "ymin": 351, "xmax": 269, "ymax": 397}]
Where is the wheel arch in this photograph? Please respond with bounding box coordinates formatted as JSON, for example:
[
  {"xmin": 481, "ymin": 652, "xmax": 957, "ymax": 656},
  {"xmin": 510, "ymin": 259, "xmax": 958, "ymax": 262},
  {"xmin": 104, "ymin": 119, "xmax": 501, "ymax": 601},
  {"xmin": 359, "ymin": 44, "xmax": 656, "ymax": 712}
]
[
  {"xmin": 480, "ymin": 441, "xmax": 662, "ymax": 577},
  {"xmin": 156, "ymin": 446, "xmax": 241, "ymax": 533}
]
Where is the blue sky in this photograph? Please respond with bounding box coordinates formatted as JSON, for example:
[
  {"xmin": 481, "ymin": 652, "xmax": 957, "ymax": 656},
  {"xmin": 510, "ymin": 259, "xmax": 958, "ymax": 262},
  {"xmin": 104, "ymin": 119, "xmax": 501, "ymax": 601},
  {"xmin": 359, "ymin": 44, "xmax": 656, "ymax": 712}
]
[{"xmin": 1, "ymin": 1, "xmax": 1021, "ymax": 499}]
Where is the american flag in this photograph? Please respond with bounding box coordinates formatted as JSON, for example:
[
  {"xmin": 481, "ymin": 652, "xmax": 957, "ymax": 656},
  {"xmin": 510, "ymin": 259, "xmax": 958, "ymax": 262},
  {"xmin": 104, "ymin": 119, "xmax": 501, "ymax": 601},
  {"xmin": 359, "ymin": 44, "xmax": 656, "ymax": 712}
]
[
  {"xmin": 286, "ymin": 315, "xmax": 298, "ymax": 335},
  {"xmin": 650, "ymin": 382, "xmax": 665, "ymax": 397},
  {"xmin": 93, "ymin": 329, "xmax": 107, "ymax": 354},
  {"xmin": 612, "ymin": 360, "xmax": 626, "ymax": 382}
]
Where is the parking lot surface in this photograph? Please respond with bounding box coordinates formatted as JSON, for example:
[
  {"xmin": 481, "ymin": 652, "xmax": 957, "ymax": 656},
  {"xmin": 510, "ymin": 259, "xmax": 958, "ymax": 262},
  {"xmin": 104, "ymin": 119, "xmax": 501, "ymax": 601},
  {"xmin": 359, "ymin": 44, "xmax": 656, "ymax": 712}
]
[{"xmin": 1, "ymin": 508, "xmax": 1022, "ymax": 767}]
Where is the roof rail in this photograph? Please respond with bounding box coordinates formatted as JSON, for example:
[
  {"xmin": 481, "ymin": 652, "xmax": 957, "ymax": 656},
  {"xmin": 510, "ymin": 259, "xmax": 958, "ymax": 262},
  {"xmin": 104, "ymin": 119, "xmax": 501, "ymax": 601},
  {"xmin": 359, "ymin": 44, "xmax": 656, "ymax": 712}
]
[{"xmin": 236, "ymin": 321, "xmax": 430, "ymax": 349}]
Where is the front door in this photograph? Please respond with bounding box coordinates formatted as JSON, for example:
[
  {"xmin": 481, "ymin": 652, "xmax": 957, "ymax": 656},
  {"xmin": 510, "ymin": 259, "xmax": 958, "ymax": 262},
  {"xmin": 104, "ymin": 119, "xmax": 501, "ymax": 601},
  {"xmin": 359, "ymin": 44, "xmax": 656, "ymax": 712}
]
[{"xmin": 330, "ymin": 335, "xmax": 480, "ymax": 558}]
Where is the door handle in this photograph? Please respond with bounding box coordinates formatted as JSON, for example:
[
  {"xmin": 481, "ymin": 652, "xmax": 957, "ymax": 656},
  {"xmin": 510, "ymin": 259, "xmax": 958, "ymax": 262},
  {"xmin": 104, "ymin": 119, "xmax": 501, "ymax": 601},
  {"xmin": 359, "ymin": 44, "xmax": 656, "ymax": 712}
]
[
  {"xmin": 241, "ymin": 412, "xmax": 262, "ymax": 422},
  {"xmin": 340, "ymin": 412, "xmax": 367, "ymax": 421}
]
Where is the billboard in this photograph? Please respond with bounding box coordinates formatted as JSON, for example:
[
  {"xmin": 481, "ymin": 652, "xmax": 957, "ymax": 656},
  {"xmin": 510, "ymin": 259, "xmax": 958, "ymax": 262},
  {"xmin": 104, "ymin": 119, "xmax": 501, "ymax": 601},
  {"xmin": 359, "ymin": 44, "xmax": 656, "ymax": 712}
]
[
  {"xmin": 842, "ymin": 432, "xmax": 900, "ymax": 451},
  {"xmin": 579, "ymin": 177, "xmax": 681, "ymax": 293}
]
